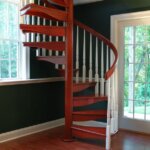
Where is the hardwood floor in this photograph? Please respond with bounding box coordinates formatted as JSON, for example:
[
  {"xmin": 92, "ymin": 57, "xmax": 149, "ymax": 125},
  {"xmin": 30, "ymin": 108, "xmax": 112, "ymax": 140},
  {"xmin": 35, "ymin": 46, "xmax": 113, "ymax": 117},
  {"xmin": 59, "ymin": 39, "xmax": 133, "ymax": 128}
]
[{"xmin": 0, "ymin": 126, "xmax": 150, "ymax": 150}]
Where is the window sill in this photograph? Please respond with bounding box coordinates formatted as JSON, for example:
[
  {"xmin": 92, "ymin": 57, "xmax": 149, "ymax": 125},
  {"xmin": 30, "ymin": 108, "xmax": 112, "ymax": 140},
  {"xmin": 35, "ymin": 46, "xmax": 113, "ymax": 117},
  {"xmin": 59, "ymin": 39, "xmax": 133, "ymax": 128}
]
[{"xmin": 0, "ymin": 77, "xmax": 65, "ymax": 86}]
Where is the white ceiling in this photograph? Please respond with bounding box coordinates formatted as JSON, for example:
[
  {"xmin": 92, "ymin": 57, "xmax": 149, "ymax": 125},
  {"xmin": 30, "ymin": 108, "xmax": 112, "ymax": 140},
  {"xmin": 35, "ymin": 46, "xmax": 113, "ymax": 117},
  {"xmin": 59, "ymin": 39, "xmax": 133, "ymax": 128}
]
[{"xmin": 74, "ymin": 0, "xmax": 103, "ymax": 5}]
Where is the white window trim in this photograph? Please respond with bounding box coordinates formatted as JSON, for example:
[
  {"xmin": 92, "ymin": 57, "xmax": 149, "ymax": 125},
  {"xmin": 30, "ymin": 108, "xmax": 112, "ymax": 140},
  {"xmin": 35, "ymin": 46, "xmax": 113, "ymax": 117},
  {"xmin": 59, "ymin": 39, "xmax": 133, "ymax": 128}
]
[
  {"xmin": 111, "ymin": 10, "xmax": 150, "ymax": 133},
  {"xmin": 0, "ymin": 77, "xmax": 64, "ymax": 86},
  {"xmin": 111, "ymin": 10, "xmax": 150, "ymax": 47}
]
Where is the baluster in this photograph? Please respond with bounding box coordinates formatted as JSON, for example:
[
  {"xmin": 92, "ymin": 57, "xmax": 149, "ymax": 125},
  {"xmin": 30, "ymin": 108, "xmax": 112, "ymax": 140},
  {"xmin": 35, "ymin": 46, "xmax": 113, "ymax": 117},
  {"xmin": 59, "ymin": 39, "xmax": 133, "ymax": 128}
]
[
  {"xmin": 95, "ymin": 37, "xmax": 99, "ymax": 96},
  {"xmin": 36, "ymin": 0, "xmax": 41, "ymax": 56},
  {"xmin": 55, "ymin": 21, "xmax": 59, "ymax": 69},
  {"xmin": 89, "ymin": 33, "xmax": 92, "ymax": 82},
  {"xmin": 31, "ymin": 16, "xmax": 35, "ymax": 42},
  {"xmin": 62, "ymin": 22, "xmax": 66, "ymax": 70},
  {"xmin": 42, "ymin": 3, "xmax": 46, "ymax": 56},
  {"xmin": 49, "ymin": 20, "xmax": 52, "ymax": 56},
  {"xmin": 105, "ymin": 45, "xmax": 109, "ymax": 95},
  {"xmin": 100, "ymin": 41, "xmax": 105, "ymax": 96},
  {"xmin": 76, "ymin": 25, "xmax": 79, "ymax": 83},
  {"xmin": 82, "ymin": 30, "xmax": 86, "ymax": 83},
  {"xmin": 26, "ymin": 15, "xmax": 30, "ymax": 42}
]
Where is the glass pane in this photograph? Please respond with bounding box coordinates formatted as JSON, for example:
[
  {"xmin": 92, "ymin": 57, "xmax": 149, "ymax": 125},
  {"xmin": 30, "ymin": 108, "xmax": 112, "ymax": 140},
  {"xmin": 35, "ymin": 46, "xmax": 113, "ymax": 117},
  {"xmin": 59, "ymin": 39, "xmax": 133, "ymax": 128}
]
[
  {"xmin": 135, "ymin": 64, "xmax": 146, "ymax": 83},
  {"xmin": 135, "ymin": 45, "xmax": 148, "ymax": 63},
  {"xmin": 0, "ymin": 2, "xmax": 8, "ymax": 39},
  {"xmin": 124, "ymin": 82, "xmax": 129, "ymax": 100},
  {"xmin": 124, "ymin": 62, "xmax": 129, "ymax": 81},
  {"xmin": 135, "ymin": 26, "xmax": 146, "ymax": 44},
  {"xmin": 128, "ymin": 64, "xmax": 134, "ymax": 81},
  {"xmin": 124, "ymin": 100, "xmax": 133, "ymax": 118},
  {"xmin": 9, "ymin": 25, "xmax": 18, "ymax": 40},
  {"xmin": 1, "ymin": 60, "xmax": 9, "ymax": 78},
  {"xmin": 147, "ymin": 44, "xmax": 150, "ymax": 64},
  {"xmin": 8, "ymin": 3, "xmax": 18, "ymax": 40},
  {"xmin": 0, "ymin": 41, "xmax": 3, "ymax": 58},
  {"xmin": 146, "ymin": 102, "xmax": 150, "ymax": 121},
  {"xmin": 146, "ymin": 84, "xmax": 150, "ymax": 101},
  {"xmin": 134, "ymin": 83, "xmax": 146, "ymax": 101},
  {"xmin": 8, "ymin": 3, "xmax": 18, "ymax": 25},
  {"xmin": 134, "ymin": 101, "xmax": 145, "ymax": 120},
  {"xmin": 0, "ymin": 41, "xmax": 10, "ymax": 59},
  {"xmin": 125, "ymin": 45, "xmax": 134, "ymax": 63},
  {"xmin": 11, "ymin": 60, "xmax": 17, "ymax": 78},
  {"xmin": 145, "ymin": 25, "xmax": 150, "ymax": 42},
  {"xmin": 10, "ymin": 42, "xmax": 18, "ymax": 59},
  {"xmin": 146, "ymin": 64, "xmax": 150, "ymax": 83},
  {"xmin": 124, "ymin": 26, "xmax": 134, "ymax": 44}
]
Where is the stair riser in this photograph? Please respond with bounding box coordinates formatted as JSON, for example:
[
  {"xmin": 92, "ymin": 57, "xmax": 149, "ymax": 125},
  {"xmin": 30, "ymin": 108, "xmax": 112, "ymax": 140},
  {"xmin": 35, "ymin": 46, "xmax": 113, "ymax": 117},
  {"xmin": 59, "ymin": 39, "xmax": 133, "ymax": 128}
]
[
  {"xmin": 72, "ymin": 129, "xmax": 106, "ymax": 140},
  {"xmin": 73, "ymin": 115, "xmax": 107, "ymax": 121},
  {"xmin": 73, "ymin": 99, "xmax": 107, "ymax": 107}
]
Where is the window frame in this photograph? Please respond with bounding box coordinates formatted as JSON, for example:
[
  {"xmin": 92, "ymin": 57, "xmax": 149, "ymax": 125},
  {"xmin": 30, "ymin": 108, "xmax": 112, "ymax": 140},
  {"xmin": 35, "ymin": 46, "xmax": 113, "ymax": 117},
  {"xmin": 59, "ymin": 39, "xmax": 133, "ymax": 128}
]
[{"xmin": 0, "ymin": 0, "xmax": 30, "ymax": 81}]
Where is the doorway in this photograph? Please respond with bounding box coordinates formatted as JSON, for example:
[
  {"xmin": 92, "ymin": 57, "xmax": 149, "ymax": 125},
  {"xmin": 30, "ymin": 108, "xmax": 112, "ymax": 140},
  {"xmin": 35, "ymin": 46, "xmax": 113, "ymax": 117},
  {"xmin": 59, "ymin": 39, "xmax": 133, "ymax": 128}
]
[{"xmin": 111, "ymin": 11, "xmax": 150, "ymax": 133}]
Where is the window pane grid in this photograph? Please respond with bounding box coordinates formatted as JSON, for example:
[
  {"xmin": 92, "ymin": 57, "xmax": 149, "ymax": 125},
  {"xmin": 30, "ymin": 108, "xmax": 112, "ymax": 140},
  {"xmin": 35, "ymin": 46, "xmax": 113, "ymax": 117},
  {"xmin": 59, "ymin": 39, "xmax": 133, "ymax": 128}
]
[
  {"xmin": 123, "ymin": 25, "xmax": 150, "ymax": 121},
  {"xmin": 0, "ymin": 0, "xmax": 20, "ymax": 80}
]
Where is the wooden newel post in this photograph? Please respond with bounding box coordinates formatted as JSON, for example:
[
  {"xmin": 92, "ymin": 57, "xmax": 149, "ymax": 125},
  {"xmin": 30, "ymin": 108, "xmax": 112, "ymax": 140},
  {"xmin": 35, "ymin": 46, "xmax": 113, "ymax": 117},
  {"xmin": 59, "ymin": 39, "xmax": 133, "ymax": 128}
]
[{"xmin": 64, "ymin": 0, "xmax": 74, "ymax": 141}]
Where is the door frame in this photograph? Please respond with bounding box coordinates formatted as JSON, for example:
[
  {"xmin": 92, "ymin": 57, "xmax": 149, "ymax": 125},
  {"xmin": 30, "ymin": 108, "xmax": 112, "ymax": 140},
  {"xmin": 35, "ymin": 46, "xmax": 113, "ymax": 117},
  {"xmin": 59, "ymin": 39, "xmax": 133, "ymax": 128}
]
[{"xmin": 111, "ymin": 10, "xmax": 150, "ymax": 133}]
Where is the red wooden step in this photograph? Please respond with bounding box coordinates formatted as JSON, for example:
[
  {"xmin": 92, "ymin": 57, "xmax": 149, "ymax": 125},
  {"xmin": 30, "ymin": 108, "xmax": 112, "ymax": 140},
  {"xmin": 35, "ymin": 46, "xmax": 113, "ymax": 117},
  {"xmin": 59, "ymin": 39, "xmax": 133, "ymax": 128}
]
[
  {"xmin": 51, "ymin": 0, "xmax": 67, "ymax": 7},
  {"xmin": 72, "ymin": 125, "xmax": 106, "ymax": 140},
  {"xmin": 23, "ymin": 42, "xmax": 65, "ymax": 51},
  {"xmin": 20, "ymin": 24, "xmax": 65, "ymax": 37},
  {"xmin": 20, "ymin": 3, "xmax": 67, "ymax": 21},
  {"xmin": 57, "ymin": 69, "xmax": 79, "ymax": 76},
  {"xmin": 37, "ymin": 56, "xmax": 65, "ymax": 65},
  {"xmin": 73, "ymin": 110, "xmax": 107, "ymax": 121},
  {"xmin": 73, "ymin": 95, "xmax": 108, "ymax": 107},
  {"xmin": 73, "ymin": 82, "xmax": 96, "ymax": 93}
]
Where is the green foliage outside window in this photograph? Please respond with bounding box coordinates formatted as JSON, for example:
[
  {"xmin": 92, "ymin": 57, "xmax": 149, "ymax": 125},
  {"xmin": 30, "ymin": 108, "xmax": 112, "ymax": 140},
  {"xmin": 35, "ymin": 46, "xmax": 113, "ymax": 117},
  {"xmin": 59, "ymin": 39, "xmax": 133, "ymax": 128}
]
[
  {"xmin": 124, "ymin": 25, "xmax": 150, "ymax": 117},
  {"xmin": 0, "ymin": 1, "xmax": 19, "ymax": 79}
]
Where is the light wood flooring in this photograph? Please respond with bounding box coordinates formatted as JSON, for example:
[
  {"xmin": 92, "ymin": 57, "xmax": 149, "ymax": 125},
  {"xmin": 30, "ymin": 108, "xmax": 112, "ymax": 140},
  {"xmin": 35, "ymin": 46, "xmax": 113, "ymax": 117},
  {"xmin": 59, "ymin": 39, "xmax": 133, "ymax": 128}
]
[{"xmin": 0, "ymin": 126, "xmax": 150, "ymax": 150}]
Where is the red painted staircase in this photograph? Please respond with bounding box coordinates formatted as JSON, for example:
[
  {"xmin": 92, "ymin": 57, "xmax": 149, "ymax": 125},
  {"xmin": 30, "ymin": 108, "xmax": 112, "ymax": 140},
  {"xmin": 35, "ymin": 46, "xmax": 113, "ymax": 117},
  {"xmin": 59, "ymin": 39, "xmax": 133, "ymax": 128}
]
[{"xmin": 20, "ymin": 0, "xmax": 118, "ymax": 149}]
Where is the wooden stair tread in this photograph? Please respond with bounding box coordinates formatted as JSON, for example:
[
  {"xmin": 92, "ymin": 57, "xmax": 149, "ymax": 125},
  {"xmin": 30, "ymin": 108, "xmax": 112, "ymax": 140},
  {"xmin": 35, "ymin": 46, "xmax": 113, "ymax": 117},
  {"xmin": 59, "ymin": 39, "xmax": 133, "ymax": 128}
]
[
  {"xmin": 73, "ymin": 95, "xmax": 108, "ymax": 107},
  {"xmin": 73, "ymin": 81, "xmax": 96, "ymax": 93},
  {"xmin": 37, "ymin": 56, "xmax": 65, "ymax": 65},
  {"xmin": 72, "ymin": 125, "xmax": 106, "ymax": 140},
  {"xmin": 20, "ymin": 3, "xmax": 67, "ymax": 21},
  {"xmin": 73, "ymin": 110, "xmax": 107, "ymax": 121},
  {"xmin": 20, "ymin": 24, "xmax": 65, "ymax": 36},
  {"xmin": 23, "ymin": 42, "xmax": 65, "ymax": 51}
]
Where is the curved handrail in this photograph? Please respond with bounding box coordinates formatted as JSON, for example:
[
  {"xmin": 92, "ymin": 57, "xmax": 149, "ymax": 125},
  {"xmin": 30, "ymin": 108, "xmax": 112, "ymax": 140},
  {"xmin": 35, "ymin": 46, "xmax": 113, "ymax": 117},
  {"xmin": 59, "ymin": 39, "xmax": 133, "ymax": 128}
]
[{"xmin": 74, "ymin": 19, "xmax": 118, "ymax": 80}]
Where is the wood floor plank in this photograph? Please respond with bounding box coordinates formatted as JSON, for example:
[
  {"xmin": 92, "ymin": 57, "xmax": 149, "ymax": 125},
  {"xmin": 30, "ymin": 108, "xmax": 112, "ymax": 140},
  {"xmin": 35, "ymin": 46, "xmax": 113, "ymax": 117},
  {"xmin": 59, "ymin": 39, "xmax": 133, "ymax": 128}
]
[{"xmin": 0, "ymin": 126, "xmax": 150, "ymax": 150}]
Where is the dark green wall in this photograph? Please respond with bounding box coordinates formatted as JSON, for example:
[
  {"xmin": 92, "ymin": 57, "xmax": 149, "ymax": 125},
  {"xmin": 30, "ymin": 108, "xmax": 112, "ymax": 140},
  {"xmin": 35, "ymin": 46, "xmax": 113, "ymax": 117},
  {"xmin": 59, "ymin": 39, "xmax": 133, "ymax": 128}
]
[
  {"xmin": 75, "ymin": 0, "xmax": 150, "ymax": 39},
  {"xmin": 0, "ymin": 82, "xmax": 64, "ymax": 134},
  {"xmin": 30, "ymin": 49, "xmax": 60, "ymax": 78}
]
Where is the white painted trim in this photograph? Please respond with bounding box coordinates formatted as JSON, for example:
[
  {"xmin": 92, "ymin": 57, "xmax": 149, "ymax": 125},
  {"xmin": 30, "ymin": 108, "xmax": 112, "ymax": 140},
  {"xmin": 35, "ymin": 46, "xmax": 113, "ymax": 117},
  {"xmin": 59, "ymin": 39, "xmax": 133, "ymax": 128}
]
[
  {"xmin": 111, "ymin": 10, "xmax": 150, "ymax": 48},
  {"xmin": 111, "ymin": 10, "xmax": 150, "ymax": 133},
  {"xmin": 0, "ymin": 77, "xmax": 64, "ymax": 86},
  {"xmin": 0, "ymin": 118, "xmax": 65, "ymax": 143}
]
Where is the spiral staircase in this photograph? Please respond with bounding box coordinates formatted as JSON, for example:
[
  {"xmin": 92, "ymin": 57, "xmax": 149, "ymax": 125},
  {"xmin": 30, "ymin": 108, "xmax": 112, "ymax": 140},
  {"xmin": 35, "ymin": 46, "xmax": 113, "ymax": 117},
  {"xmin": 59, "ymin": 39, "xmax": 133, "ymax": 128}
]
[{"xmin": 20, "ymin": 0, "xmax": 118, "ymax": 149}]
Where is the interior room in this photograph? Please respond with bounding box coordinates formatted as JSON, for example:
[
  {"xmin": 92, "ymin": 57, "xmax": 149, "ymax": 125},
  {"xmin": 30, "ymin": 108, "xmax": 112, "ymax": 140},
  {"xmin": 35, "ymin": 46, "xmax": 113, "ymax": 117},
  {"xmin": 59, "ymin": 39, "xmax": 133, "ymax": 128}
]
[{"xmin": 0, "ymin": 0, "xmax": 150, "ymax": 149}]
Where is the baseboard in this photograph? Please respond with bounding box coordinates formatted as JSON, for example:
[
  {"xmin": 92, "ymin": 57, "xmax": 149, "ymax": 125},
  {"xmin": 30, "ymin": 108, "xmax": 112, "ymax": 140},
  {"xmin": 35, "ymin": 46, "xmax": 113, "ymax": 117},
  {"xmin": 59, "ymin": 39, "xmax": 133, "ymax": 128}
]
[
  {"xmin": 0, "ymin": 118, "xmax": 65, "ymax": 143},
  {"xmin": 119, "ymin": 128, "xmax": 150, "ymax": 136}
]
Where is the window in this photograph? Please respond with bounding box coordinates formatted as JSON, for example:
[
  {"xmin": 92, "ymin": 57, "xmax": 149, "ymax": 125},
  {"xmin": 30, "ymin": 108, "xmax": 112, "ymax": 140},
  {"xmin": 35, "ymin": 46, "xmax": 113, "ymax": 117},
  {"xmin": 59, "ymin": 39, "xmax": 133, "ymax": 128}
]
[
  {"xmin": 123, "ymin": 25, "xmax": 150, "ymax": 120},
  {"xmin": 0, "ymin": 0, "xmax": 29, "ymax": 81}
]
